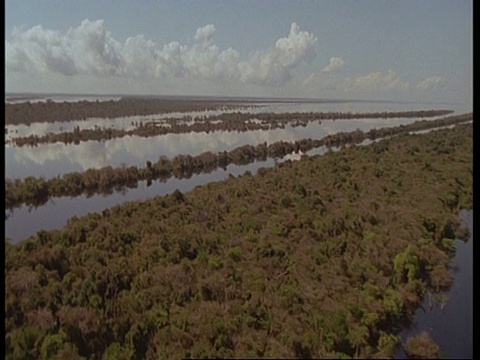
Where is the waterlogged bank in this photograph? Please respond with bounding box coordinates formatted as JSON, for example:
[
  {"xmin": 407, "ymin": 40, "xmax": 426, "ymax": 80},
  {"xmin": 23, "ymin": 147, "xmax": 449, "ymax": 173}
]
[
  {"xmin": 394, "ymin": 210, "xmax": 473, "ymax": 359},
  {"xmin": 5, "ymin": 160, "xmax": 274, "ymax": 244}
]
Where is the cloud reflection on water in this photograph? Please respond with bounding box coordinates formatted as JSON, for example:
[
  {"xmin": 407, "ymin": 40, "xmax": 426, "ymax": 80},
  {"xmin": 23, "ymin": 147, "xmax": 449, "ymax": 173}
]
[{"xmin": 7, "ymin": 117, "xmax": 421, "ymax": 179}]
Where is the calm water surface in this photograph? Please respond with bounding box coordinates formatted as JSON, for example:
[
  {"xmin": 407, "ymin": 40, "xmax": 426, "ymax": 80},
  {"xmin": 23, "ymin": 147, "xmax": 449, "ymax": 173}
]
[
  {"xmin": 5, "ymin": 117, "xmax": 438, "ymax": 180},
  {"xmin": 5, "ymin": 100, "xmax": 468, "ymax": 141},
  {"xmin": 5, "ymin": 160, "xmax": 274, "ymax": 244}
]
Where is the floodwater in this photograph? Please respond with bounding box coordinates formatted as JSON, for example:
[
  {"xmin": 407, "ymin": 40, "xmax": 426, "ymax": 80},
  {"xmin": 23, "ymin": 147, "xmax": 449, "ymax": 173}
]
[
  {"xmin": 5, "ymin": 160, "xmax": 275, "ymax": 243},
  {"xmin": 4, "ymin": 99, "xmax": 467, "ymax": 142},
  {"xmin": 5, "ymin": 98, "xmax": 472, "ymax": 244},
  {"xmin": 5, "ymin": 122, "xmax": 469, "ymax": 245},
  {"xmin": 6, "ymin": 117, "xmax": 424, "ymax": 180},
  {"xmin": 394, "ymin": 210, "xmax": 473, "ymax": 359}
]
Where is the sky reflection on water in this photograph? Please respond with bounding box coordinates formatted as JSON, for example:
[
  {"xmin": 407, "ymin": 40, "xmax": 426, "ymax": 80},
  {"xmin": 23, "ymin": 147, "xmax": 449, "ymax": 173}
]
[{"xmin": 7, "ymin": 117, "xmax": 422, "ymax": 180}]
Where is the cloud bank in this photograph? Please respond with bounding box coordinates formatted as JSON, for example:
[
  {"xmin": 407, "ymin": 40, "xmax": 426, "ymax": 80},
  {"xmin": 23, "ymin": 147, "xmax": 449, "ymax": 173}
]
[
  {"xmin": 416, "ymin": 76, "xmax": 444, "ymax": 91},
  {"xmin": 6, "ymin": 19, "xmax": 452, "ymax": 100},
  {"xmin": 339, "ymin": 69, "xmax": 409, "ymax": 92},
  {"xmin": 6, "ymin": 19, "xmax": 317, "ymax": 87},
  {"xmin": 305, "ymin": 59, "xmax": 410, "ymax": 94}
]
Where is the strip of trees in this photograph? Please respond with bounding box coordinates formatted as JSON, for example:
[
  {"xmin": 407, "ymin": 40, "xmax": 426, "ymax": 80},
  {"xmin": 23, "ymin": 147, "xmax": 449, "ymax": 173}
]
[
  {"xmin": 5, "ymin": 98, "xmax": 257, "ymax": 126},
  {"xmin": 7, "ymin": 109, "xmax": 454, "ymax": 147}
]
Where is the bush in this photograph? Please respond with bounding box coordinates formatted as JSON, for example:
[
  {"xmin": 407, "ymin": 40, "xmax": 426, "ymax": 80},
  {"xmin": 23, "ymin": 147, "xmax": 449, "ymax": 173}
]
[
  {"xmin": 227, "ymin": 246, "xmax": 243, "ymax": 262},
  {"xmin": 404, "ymin": 332, "xmax": 442, "ymax": 359}
]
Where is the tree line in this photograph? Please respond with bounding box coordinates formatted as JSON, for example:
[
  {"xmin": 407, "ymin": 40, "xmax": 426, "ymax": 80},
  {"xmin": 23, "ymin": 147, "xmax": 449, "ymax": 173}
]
[
  {"xmin": 5, "ymin": 98, "xmax": 258, "ymax": 126},
  {"xmin": 7, "ymin": 109, "xmax": 454, "ymax": 147}
]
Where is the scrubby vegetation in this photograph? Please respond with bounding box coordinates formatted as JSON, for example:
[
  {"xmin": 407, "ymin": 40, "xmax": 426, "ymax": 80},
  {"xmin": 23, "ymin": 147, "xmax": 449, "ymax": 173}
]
[
  {"xmin": 404, "ymin": 332, "xmax": 443, "ymax": 358},
  {"xmin": 7, "ymin": 109, "xmax": 453, "ymax": 147},
  {"xmin": 5, "ymin": 113, "xmax": 472, "ymax": 211},
  {"xmin": 5, "ymin": 123, "xmax": 472, "ymax": 359}
]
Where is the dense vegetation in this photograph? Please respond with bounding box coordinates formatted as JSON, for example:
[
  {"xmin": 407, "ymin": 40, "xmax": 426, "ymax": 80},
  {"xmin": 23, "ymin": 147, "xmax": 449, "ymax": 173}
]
[
  {"xmin": 5, "ymin": 123, "xmax": 472, "ymax": 359},
  {"xmin": 404, "ymin": 332, "xmax": 442, "ymax": 358},
  {"xmin": 5, "ymin": 113, "xmax": 472, "ymax": 211},
  {"xmin": 7, "ymin": 109, "xmax": 453, "ymax": 147}
]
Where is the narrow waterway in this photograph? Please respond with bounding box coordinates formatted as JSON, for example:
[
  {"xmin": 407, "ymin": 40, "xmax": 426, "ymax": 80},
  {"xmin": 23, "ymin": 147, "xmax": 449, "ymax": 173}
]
[
  {"xmin": 394, "ymin": 210, "xmax": 473, "ymax": 359},
  {"xmin": 5, "ymin": 159, "xmax": 274, "ymax": 244}
]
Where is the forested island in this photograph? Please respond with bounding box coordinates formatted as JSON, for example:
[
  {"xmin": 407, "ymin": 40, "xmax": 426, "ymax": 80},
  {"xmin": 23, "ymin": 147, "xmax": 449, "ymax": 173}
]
[
  {"xmin": 5, "ymin": 112, "xmax": 471, "ymax": 211},
  {"xmin": 5, "ymin": 122, "xmax": 472, "ymax": 359},
  {"xmin": 5, "ymin": 98, "xmax": 253, "ymax": 126},
  {"xmin": 6, "ymin": 109, "xmax": 453, "ymax": 147}
]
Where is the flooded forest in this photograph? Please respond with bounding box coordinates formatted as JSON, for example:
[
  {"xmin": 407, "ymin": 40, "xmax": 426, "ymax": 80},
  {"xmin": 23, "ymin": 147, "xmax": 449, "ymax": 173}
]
[{"xmin": 5, "ymin": 95, "xmax": 473, "ymax": 359}]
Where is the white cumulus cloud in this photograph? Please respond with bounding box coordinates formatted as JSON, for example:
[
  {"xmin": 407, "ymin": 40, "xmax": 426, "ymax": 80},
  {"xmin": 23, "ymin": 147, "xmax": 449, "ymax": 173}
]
[
  {"xmin": 66, "ymin": 19, "xmax": 125, "ymax": 76},
  {"xmin": 6, "ymin": 20, "xmax": 317, "ymax": 88},
  {"xmin": 303, "ymin": 67, "xmax": 409, "ymax": 95},
  {"xmin": 238, "ymin": 22, "xmax": 318, "ymax": 86},
  {"xmin": 339, "ymin": 69, "xmax": 409, "ymax": 92},
  {"xmin": 6, "ymin": 25, "xmax": 77, "ymax": 76},
  {"xmin": 416, "ymin": 76, "xmax": 444, "ymax": 91},
  {"xmin": 322, "ymin": 57, "xmax": 345, "ymax": 73},
  {"xmin": 194, "ymin": 24, "xmax": 216, "ymax": 44},
  {"xmin": 302, "ymin": 71, "xmax": 337, "ymax": 90},
  {"xmin": 123, "ymin": 35, "xmax": 161, "ymax": 78}
]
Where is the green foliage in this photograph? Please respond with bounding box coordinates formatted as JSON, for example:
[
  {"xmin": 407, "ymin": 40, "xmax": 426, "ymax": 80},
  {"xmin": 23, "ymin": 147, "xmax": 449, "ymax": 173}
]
[
  {"xmin": 227, "ymin": 246, "xmax": 243, "ymax": 262},
  {"xmin": 208, "ymin": 256, "xmax": 224, "ymax": 270},
  {"xmin": 8, "ymin": 326, "xmax": 42, "ymax": 360},
  {"xmin": 382, "ymin": 289, "xmax": 404, "ymax": 317},
  {"xmin": 5, "ymin": 236, "xmax": 13, "ymax": 253},
  {"xmin": 347, "ymin": 324, "xmax": 369, "ymax": 352},
  {"xmin": 40, "ymin": 332, "xmax": 66, "ymax": 360},
  {"xmin": 441, "ymin": 238, "xmax": 456, "ymax": 256},
  {"xmin": 375, "ymin": 331, "xmax": 400, "ymax": 357},
  {"xmin": 394, "ymin": 245, "xmax": 420, "ymax": 283},
  {"xmin": 102, "ymin": 342, "xmax": 133, "ymax": 360}
]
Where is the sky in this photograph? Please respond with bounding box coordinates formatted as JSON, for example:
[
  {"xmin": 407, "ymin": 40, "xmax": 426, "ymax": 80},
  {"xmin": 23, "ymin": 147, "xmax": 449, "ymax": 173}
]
[{"xmin": 5, "ymin": 0, "xmax": 473, "ymax": 104}]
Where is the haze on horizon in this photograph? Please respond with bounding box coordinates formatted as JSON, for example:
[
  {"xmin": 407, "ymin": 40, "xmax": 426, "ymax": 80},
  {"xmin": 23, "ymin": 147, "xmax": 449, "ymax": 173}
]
[{"xmin": 5, "ymin": 0, "xmax": 472, "ymax": 105}]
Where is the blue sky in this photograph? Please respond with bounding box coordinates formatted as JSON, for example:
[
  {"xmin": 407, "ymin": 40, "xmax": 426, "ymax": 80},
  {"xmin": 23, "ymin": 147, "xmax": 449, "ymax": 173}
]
[{"xmin": 5, "ymin": 0, "xmax": 472, "ymax": 103}]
